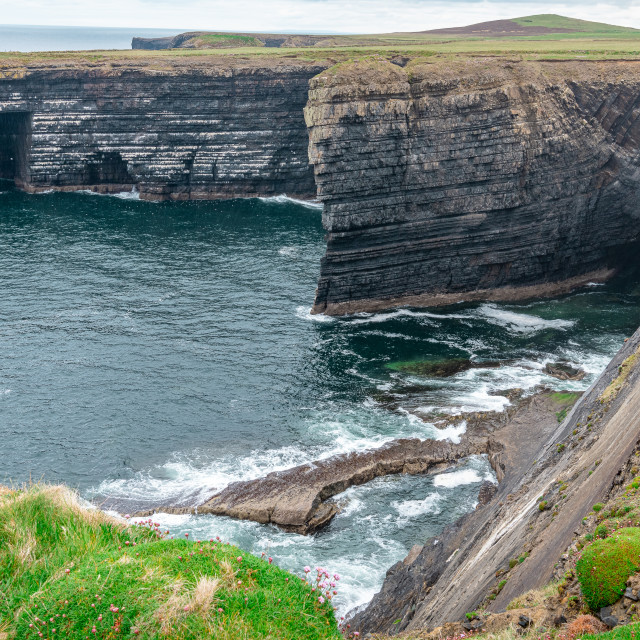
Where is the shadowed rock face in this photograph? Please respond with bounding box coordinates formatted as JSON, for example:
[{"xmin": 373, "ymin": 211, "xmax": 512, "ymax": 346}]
[
  {"xmin": 306, "ymin": 59, "xmax": 640, "ymax": 315},
  {"xmin": 351, "ymin": 328, "xmax": 640, "ymax": 636}
]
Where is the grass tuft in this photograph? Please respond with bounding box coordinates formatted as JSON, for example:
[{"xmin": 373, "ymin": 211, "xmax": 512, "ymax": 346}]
[{"xmin": 0, "ymin": 484, "xmax": 341, "ymax": 639}]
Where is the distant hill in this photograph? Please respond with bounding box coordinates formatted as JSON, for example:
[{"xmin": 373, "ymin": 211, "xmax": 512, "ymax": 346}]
[
  {"xmin": 420, "ymin": 14, "xmax": 639, "ymax": 37},
  {"xmin": 131, "ymin": 13, "xmax": 640, "ymax": 52}
]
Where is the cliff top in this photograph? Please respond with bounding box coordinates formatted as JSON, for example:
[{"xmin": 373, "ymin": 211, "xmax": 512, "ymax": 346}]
[
  {"xmin": 4, "ymin": 50, "xmax": 640, "ymax": 80},
  {"xmin": 2, "ymin": 12, "xmax": 640, "ymax": 74}
]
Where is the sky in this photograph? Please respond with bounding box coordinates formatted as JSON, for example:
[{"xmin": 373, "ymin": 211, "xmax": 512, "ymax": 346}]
[{"xmin": 1, "ymin": 0, "xmax": 639, "ymax": 33}]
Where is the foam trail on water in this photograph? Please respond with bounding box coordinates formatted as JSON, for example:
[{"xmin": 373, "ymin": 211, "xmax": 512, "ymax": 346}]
[
  {"xmin": 76, "ymin": 187, "xmax": 141, "ymax": 200},
  {"xmin": 475, "ymin": 303, "xmax": 575, "ymax": 334},
  {"xmin": 258, "ymin": 194, "xmax": 323, "ymax": 210}
]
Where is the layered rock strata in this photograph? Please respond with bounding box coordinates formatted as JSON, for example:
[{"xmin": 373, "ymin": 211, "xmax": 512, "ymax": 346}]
[
  {"xmin": 352, "ymin": 327, "xmax": 640, "ymax": 635},
  {"xmin": 307, "ymin": 59, "xmax": 640, "ymax": 314},
  {"xmin": 0, "ymin": 59, "xmax": 326, "ymax": 200}
]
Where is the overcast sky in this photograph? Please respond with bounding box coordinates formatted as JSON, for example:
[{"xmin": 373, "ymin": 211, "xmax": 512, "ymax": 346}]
[{"xmin": 2, "ymin": 0, "xmax": 639, "ymax": 33}]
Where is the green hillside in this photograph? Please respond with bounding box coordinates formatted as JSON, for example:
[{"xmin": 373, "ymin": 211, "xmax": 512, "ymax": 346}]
[{"xmin": 512, "ymin": 14, "xmax": 639, "ymax": 34}]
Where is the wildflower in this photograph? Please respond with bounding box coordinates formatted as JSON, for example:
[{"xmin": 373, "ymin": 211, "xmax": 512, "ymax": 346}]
[
  {"xmin": 65, "ymin": 569, "xmax": 70, "ymax": 574},
  {"xmin": 184, "ymin": 605, "xmax": 189, "ymax": 611},
  {"xmin": 304, "ymin": 566, "xmax": 311, "ymax": 573},
  {"xmin": 318, "ymin": 596, "xmax": 325, "ymax": 604},
  {"xmin": 218, "ymin": 608, "xmax": 223, "ymax": 613},
  {"xmin": 268, "ymin": 557, "xmax": 273, "ymax": 564},
  {"xmin": 237, "ymin": 556, "xmax": 242, "ymax": 562},
  {"xmin": 185, "ymin": 533, "xmax": 189, "ymax": 538},
  {"xmin": 98, "ymin": 615, "xmax": 102, "ymax": 621}
]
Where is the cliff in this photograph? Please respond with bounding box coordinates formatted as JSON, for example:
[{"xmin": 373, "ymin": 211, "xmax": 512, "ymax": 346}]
[
  {"xmin": 1, "ymin": 55, "xmax": 640, "ymax": 305},
  {"xmin": 306, "ymin": 59, "xmax": 640, "ymax": 314},
  {"xmin": 0, "ymin": 58, "xmax": 327, "ymax": 200},
  {"xmin": 351, "ymin": 327, "xmax": 640, "ymax": 635}
]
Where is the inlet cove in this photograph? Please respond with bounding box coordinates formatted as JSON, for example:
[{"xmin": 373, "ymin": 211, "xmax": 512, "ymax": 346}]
[{"xmin": 3, "ymin": 12, "xmax": 640, "ymax": 640}]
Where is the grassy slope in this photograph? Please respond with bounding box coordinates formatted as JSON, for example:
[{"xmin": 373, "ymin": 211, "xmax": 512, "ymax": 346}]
[
  {"xmin": 0, "ymin": 485, "xmax": 341, "ymax": 640},
  {"xmin": 512, "ymin": 14, "xmax": 638, "ymax": 34}
]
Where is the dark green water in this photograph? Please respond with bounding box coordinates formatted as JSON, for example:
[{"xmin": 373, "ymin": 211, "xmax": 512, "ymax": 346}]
[{"xmin": 1, "ymin": 184, "xmax": 639, "ymax": 612}]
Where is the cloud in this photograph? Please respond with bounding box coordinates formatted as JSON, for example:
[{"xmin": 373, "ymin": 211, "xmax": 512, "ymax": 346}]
[{"xmin": 3, "ymin": 0, "xmax": 640, "ymax": 32}]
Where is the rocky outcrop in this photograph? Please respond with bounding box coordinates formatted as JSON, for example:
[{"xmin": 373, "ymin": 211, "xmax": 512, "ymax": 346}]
[
  {"xmin": 351, "ymin": 327, "xmax": 640, "ymax": 635},
  {"xmin": 132, "ymin": 389, "xmax": 575, "ymax": 535},
  {"xmin": 0, "ymin": 58, "xmax": 327, "ymax": 200},
  {"xmin": 132, "ymin": 437, "xmax": 489, "ymax": 533},
  {"xmin": 195, "ymin": 437, "xmax": 487, "ymax": 533},
  {"xmin": 306, "ymin": 59, "xmax": 640, "ymax": 315}
]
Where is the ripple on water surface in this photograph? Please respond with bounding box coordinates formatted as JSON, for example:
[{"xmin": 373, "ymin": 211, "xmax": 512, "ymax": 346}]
[{"xmin": 0, "ymin": 185, "xmax": 639, "ymax": 613}]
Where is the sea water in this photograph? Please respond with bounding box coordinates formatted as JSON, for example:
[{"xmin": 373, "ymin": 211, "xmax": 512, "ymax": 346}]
[{"xmin": 1, "ymin": 184, "xmax": 639, "ymax": 613}]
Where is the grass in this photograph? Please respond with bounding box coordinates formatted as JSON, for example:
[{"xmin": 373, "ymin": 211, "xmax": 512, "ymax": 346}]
[
  {"xmin": 512, "ymin": 14, "xmax": 638, "ymax": 34},
  {"xmin": 0, "ymin": 484, "xmax": 341, "ymax": 639},
  {"xmin": 600, "ymin": 348, "xmax": 640, "ymax": 403},
  {"xmin": 576, "ymin": 527, "xmax": 640, "ymax": 610},
  {"xmin": 191, "ymin": 34, "xmax": 264, "ymax": 48},
  {"xmin": 584, "ymin": 622, "xmax": 640, "ymax": 640},
  {"xmin": 551, "ymin": 392, "xmax": 581, "ymax": 423}
]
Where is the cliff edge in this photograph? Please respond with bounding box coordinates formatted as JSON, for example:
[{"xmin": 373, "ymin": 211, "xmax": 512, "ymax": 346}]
[{"xmin": 307, "ymin": 59, "xmax": 640, "ymax": 315}]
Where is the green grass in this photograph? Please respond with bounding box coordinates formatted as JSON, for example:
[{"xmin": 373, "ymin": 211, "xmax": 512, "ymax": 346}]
[
  {"xmin": 584, "ymin": 622, "xmax": 640, "ymax": 640},
  {"xmin": 512, "ymin": 14, "xmax": 638, "ymax": 34},
  {"xmin": 551, "ymin": 392, "xmax": 581, "ymax": 423},
  {"xmin": 192, "ymin": 34, "xmax": 264, "ymax": 48},
  {"xmin": 576, "ymin": 527, "xmax": 640, "ymax": 610},
  {"xmin": 0, "ymin": 485, "xmax": 341, "ymax": 639}
]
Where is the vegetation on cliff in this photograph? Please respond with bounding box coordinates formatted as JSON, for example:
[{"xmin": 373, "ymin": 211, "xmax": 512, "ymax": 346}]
[
  {"xmin": 577, "ymin": 528, "xmax": 640, "ymax": 610},
  {"xmin": 0, "ymin": 485, "xmax": 341, "ymax": 639}
]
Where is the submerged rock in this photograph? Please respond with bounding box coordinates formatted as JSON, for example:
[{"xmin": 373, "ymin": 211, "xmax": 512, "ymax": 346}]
[
  {"xmin": 544, "ymin": 362, "xmax": 586, "ymax": 381},
  {"xmin": 386, "ymin": 358, "xmax": 502, "ymax": 378}
]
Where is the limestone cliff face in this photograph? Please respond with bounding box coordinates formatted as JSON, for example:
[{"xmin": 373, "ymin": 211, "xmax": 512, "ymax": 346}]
[
  {"xmin": 306, "ymin": 60, "xmax": 640, "ymax": 315},
  {"xmin": 0, "ymin": 60, "xmax": 326, "ymax": 200},
  {"xmin": 352, "ymin": 327, "xmax": 640, "ymax": 635}
]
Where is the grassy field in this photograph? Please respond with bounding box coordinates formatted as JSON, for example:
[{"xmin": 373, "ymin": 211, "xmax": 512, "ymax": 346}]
[
  {"xmin": 0, "ymin": 485, "xmax": 342, "ymax": 640},
  {"xmin": 1, "ymin": 14, "xmax": 640, "ymax": 68}
]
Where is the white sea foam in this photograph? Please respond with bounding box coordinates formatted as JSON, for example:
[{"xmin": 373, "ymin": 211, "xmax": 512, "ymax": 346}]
[
  {"xmin": 295, "ymin": 305, "xmax": 336, "ymax": 323},
  {"xmin": 475, "ymin": 304, "xmax": 575, "ymax": 334},
  {"xmin": 393, "ymin": 492, "xmax": 443, "ymax": 518},
  {"xmin": 278, "ymin": 246, "xmax": 300, "ymax": 258},
  {"xmin": 258, "ymin": 194, "xmax": 323, "ymax": 210},
  {"xmin": 433, "ymin": 468, "xmax": 483, "ymax": 488},
  {"xmin": 76, "ymin": 187, "xmax": 141, "ymax": 200}
]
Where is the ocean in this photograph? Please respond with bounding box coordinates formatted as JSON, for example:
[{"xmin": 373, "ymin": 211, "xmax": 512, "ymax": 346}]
[
  {"xmin": 0, "ymin": 24, "xmax": 185, "ymax": 52},
  {"xmin": 1, "ymin": 184, "xmax": 639, "ymax": 613}
]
